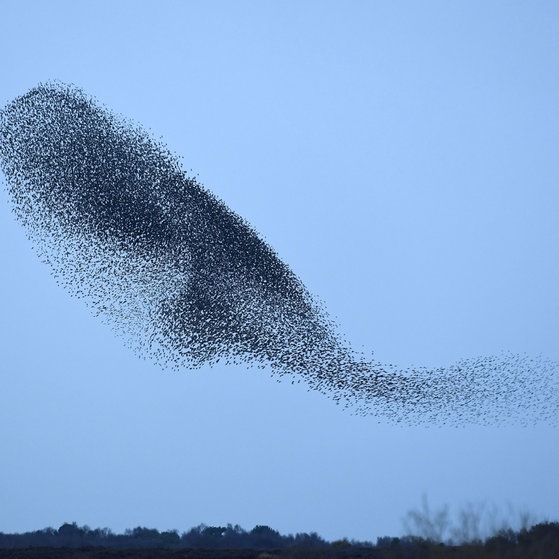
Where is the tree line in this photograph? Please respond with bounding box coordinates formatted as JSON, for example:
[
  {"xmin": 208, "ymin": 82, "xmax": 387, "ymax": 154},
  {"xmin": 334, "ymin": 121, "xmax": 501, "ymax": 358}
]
[
  {"xmin": 0, "ymin": 520, "xmax": 558, "ymax": 558},
  {"xmin": 0, "ymin": 523, "xmax": 334, "ymax": 549}
]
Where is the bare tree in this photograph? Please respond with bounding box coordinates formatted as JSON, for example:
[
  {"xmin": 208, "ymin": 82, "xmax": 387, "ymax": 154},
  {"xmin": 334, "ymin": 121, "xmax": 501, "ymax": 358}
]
[
  {"xmin": 403, "ymin": 496, "xmax": 541, "ymax": 544},
  {"xmin": 402, "ymin": 495, "xmax": 450, "ymax": 543}
]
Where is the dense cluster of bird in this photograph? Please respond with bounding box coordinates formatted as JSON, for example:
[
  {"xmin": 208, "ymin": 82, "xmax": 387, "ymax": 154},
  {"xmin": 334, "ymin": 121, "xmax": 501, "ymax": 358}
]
[{"xmin": 0, "ymin": 82, "xmax": 557, "ymax": 425}]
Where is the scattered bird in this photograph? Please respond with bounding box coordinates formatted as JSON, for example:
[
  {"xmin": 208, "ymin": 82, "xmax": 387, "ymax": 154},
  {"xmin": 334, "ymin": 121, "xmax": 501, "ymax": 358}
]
[{"xmin": 0, "ymin": 82, "xmax": 557, "ymax": 425}]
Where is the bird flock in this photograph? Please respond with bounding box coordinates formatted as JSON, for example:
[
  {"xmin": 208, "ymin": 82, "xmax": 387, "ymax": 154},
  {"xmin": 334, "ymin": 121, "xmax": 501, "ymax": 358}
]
[{"xmin": 0, "ymin": 82, "xmax": 557, "ymax": 425}]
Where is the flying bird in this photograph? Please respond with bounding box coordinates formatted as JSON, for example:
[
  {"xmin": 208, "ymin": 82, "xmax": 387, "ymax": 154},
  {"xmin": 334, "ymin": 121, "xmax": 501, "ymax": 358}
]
[{"xmin": 0, "ymin": 82, "xmax": 557, "ymax": 425}]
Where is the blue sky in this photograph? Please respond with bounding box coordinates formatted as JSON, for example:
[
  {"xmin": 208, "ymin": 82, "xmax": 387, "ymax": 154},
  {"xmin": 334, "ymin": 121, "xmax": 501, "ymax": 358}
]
[{"xmin": 1, "ymin": 0, "xmax": 558, "ymax": 542}]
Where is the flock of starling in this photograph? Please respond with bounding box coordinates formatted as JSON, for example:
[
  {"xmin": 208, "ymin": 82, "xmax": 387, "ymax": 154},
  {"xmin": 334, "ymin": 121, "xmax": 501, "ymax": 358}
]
[{"xmin": 0, "ymin": 82, "xmax": 557, "ymax": 425}]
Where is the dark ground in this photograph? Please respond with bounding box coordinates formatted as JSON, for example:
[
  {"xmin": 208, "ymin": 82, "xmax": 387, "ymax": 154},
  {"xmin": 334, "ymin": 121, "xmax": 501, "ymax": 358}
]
[
  {"xmin": 1, "ymin": 544, "xmax": 558, "ymax": 559},
  {"xmin": 0, "ymin": 547, "xmax": 422, "ymax": 559}
]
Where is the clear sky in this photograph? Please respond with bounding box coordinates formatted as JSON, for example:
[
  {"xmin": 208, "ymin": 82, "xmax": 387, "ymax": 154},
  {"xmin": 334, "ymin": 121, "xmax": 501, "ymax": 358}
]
[{"xmin": 0, "ymin": 0, "xmax": 558, "ymax": 542}]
